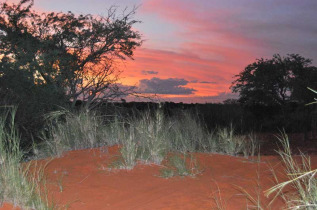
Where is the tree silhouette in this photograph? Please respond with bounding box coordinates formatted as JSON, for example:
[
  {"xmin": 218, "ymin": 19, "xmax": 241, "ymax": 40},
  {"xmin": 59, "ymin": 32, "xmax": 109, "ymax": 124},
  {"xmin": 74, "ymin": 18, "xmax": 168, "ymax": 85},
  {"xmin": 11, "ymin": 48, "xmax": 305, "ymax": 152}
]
[
  {"xmin": 0, "ymin": 0, "xmax": 142, "ymax": 146},
  {"xmin": 231, "ymin": 54, "xmax": 317, "ymax": 107},
  {"xmin": 0, "ymin": 0, "xmax": 142, "ymax": 109}
]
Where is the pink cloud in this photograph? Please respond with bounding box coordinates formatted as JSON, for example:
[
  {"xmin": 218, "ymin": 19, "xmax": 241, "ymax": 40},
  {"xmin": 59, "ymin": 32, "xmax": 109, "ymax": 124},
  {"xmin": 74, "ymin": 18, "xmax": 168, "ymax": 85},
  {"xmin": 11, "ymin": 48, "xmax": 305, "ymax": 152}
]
[
  {"xmin": 141, "ymin": 0, "xmax": 268, "ymax": 49},
  {"xmin": 6, "ymin": 0, "xmax": 315, "ymax": 103},
  {"xmin": 131, "ymin": 0, "xmax": 270, "ymax": 101},
  {"xmin": 121, "ymin": 46, "xmax": 240, "ymax": 98}
]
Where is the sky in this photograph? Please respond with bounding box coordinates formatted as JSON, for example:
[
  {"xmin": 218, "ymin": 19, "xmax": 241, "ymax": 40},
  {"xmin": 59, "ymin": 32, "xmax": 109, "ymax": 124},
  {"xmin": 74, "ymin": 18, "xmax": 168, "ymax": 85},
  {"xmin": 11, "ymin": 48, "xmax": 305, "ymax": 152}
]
[{"xmin": 7, "ymin": 0, "xmax": 317, "ymax": 103}]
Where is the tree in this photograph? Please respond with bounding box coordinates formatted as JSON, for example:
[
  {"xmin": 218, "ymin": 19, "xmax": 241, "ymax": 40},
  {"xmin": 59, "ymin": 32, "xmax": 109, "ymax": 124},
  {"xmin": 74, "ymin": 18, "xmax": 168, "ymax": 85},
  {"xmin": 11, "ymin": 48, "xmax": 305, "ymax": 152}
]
[
  {"xmin": 0, "ymin": 0, "xmax": 142, "ymax": 146},
  {"xmin": 231, "ymin": 54, "xmax": 317, "ymax": 107},
  {"xmin": 0, "ymin": 0, "xmax": 142, "ymax": 109}
]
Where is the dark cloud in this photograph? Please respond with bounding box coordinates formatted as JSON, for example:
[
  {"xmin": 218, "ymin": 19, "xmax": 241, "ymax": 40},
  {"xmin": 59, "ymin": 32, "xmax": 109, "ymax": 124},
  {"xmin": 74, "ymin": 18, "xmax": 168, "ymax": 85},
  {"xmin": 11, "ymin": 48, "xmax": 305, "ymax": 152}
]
[
  {"xmin": 190, "ymin": 80, "xmax": 217, "ymax": 84},
  {"xmin": 141, "ymin": 70, "xmax": 159, "ymax": 75},
  {"xmin": 215, "ymin": 1, "xmax": 317, "ymax": 61},
  {"xmin": 200, "ymin": 81, "xmax": 216, "ymax": 84},
  {"xmin": 138, "ymin": 77, "xmax": 196, "ymax": 95}
]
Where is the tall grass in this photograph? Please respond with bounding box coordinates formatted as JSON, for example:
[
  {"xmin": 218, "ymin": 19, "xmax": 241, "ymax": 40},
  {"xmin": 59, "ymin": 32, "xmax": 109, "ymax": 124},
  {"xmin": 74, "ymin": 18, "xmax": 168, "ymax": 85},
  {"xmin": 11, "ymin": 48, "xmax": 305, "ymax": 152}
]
[
  {"xmin": 216, "ymin": 125, "xmax": 246, "ymax": 156},
  {"xmin": 132, "ymin": 109, "xmax": 170, "ymax": 164},
  {"xmin": 38, "ymin": 107, "xmax": 258, "ymax": 171},
  {"xmin": 265, "ymin": 132, "xmax": 317, "ymax": 209},
  {"xmin": 169, "ymin": 111, "xmax": 206, "ymax": 152},
  {"xmin": 0, "ymin": 108, "xmax": 52, "ymax": 209},
  {"xmin": 38, "ymin": 109, "xmax": 114, "ymax": 157},
  {"xmin": 208, "ymin": 125, "xmax": 258, "ymax": 157},
  {"xmin": 114, "ymin": 108, "xmax": 258, "ymax": 170},
  {"xmin": 119, "ymin": 127, "xmax": 138, "ymax": 170}
]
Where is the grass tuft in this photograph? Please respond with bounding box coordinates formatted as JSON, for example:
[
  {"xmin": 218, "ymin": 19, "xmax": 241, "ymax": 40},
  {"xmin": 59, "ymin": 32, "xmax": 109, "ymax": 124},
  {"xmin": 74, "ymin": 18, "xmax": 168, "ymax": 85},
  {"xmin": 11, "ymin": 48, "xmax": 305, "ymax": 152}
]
[
  {"xmin": 133, "ymin": 109, "xmax": 169, "ymax": 164},
  {"xmin": 159, "ymin": 152, "xmax": 201, "ymax": 178},
  {"xmin": 38, "ymin": 109, "xmax": 114, "ymax": 157},
  {"xmin": 0, "ymin": 108, "xmax": 53, "ymax": 209},
  {"xmin": 119, "ymin": 128, "xmax": 138, "ymax": 170},
  {"xmin": 265, "ymin": 131, "xmax": 317, "ymax": 209},
  {"xmin": 215, "ymin": 125, "xmax": 258, "ymax": 157}
]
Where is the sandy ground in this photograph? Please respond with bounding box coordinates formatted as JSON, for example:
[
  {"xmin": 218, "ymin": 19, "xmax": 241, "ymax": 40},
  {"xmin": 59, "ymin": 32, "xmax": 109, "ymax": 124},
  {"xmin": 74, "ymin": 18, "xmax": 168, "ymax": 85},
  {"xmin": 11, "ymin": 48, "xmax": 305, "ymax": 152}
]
[{"xmin": 2, "ymin": 145, "xmax": 317, "ymax": 210}]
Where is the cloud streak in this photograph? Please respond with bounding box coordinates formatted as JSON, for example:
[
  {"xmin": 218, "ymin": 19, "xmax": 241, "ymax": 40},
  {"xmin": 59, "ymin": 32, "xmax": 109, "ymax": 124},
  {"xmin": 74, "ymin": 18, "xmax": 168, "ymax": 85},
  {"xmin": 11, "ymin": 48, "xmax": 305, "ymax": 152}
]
[
  {"xmin": 138, "ymin": 77, "xmax": 196, "ymax": 95},
  {"xmin": 141, "ymin": 70, "xmax": 159, "ymax": 75},
  {"xmin": 5, "ymin": 0, "xmax": 317, "ymax": 103}
]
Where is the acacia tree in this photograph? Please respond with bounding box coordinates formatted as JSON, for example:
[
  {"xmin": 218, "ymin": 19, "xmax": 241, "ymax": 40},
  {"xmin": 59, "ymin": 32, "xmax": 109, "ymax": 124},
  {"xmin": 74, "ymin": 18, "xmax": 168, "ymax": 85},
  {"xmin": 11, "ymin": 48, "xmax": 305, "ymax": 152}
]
[
  {"xmin": 0, "ymin": 0, "xmax": 142, "ymax": 146},
  {"xmin": 0, "ymin": 0, "xmax": 142, "ymax": 109},
  {"xmin": 231, "ymin": 54, "xmax": 317, "ymax": 107}
]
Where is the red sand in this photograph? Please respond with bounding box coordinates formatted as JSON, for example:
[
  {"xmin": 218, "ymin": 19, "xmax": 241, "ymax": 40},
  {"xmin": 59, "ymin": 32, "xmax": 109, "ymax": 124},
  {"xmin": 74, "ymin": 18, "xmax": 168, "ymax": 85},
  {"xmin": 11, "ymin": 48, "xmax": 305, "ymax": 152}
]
[{"xmin": 2, "ymin": 145, "xmax": 317, "ymax": 209}]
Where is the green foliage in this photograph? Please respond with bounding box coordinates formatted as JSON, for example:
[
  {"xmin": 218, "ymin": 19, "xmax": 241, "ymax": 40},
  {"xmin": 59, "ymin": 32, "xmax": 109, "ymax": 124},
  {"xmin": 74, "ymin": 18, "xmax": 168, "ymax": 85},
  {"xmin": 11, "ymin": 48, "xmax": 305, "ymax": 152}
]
[{"xmin": 103, "ymin": 115, "xmax": 128, "ymax": 146}]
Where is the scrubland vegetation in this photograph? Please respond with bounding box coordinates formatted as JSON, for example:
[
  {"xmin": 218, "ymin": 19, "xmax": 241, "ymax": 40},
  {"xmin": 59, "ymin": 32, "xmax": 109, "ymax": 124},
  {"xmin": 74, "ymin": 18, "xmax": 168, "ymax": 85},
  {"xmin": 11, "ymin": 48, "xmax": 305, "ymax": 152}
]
[
  {"xmin": 0, "ymin": 0, "xmax": 316, "ymax": 209},
  {"xmin": 0, "ymin": 109, "xmax": 53, "ymax": 209},
  {"xmin": 38, "ymin": 108, "xmax": 259, "ymax": 167},
  {"xmin": 0, "ymin": 105, "xmax": 316, "ymax": 209}
]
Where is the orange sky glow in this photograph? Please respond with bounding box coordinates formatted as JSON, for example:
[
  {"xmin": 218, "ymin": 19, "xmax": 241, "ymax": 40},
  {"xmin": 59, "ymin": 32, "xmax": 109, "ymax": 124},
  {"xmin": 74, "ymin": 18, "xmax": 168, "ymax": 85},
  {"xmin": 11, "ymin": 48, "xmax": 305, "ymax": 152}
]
[{"xmin": 6, "ymin": 0, "xmax": 317, "ymax": 103}]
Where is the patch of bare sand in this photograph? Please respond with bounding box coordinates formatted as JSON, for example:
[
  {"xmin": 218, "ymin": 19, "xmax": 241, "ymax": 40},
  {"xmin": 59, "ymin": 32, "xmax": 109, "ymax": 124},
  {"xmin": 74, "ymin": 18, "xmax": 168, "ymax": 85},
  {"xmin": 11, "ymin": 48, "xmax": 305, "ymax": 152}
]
[{"xmin": 2, "ymin": 146, "xmax": 317, "ymax": 209}]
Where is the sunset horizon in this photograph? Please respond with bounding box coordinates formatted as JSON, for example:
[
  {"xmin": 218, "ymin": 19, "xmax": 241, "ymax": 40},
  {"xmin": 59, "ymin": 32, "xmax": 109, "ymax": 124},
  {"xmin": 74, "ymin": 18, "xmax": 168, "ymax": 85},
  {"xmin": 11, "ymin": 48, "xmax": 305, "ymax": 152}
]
[
  {"xmin": 1, "ymin": 1, "xmax": 317, "ymax": 209},
  {"xmin": 6, "ymin": 0, "xmax": 317, "ymax": 103}
]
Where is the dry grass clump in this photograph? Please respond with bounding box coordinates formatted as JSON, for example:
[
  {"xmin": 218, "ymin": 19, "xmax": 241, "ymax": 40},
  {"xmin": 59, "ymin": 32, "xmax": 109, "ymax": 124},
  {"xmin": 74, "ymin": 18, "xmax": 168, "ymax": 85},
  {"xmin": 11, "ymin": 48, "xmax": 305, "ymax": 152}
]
[
  {"xmin": 132, "ymin": 109, "xmax": 170, "ymax": 165},
  {"xmin": 38, "ymin": 107, "xmax": 259, "ymax": 172},
  {"xmin": 109, "ymin": 108, "xmax": 259, "ymax": 170},
  {"xmin": 159, "ymin": 152, "xmax": 201, "ymax": 178},
  {"xmin": 0, "ymin": 108, "xmax": 53, "ymax": 209},
  {"xmin": 38, "ymin": 109, "xmax": 112, "ymax": 157},
  {"xmin": 265, "ymin": 132, "xmax": 317, "ymax": 209},
  {"xmin": 205, "ymin": 125, "xmax": 259, "ymax": 157},
  {"xmin": 118, "ymin": 128, "xmax": 138, "ymax": 170}
]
